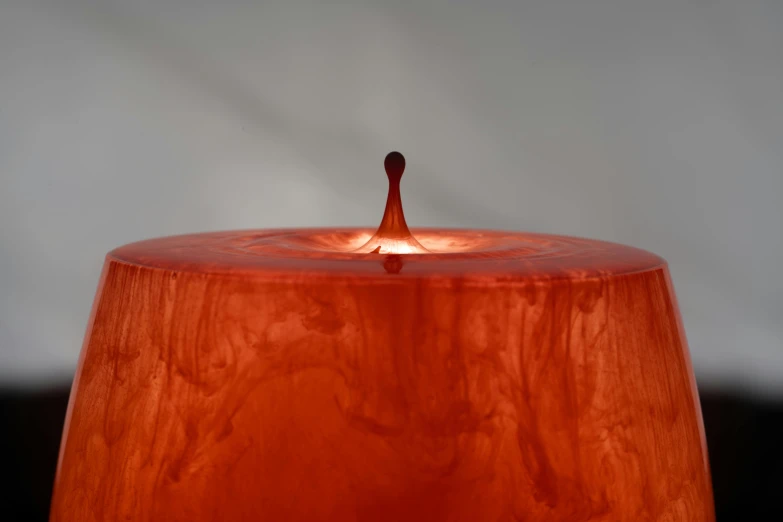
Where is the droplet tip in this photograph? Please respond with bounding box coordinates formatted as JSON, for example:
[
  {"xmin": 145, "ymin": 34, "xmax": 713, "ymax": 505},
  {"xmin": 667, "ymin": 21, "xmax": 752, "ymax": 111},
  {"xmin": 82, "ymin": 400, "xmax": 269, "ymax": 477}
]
[{"xmin": 384, "ymin": 151, "xmax": 405, "ymax": 183}]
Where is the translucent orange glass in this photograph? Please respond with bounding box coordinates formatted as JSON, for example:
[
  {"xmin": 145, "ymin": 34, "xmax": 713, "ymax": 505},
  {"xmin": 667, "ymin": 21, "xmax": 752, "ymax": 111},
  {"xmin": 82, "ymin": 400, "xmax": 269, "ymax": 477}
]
[{"xmin": 51, "ymin": 154, "xmax": 714, "ymax": 521}]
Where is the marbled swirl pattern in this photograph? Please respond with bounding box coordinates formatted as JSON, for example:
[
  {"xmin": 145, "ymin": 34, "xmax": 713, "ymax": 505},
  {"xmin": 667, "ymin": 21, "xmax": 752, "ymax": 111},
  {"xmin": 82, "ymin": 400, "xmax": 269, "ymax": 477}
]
[{"xmin": 51, "ymin": 231, "xmax": 714, "ymax": 521}]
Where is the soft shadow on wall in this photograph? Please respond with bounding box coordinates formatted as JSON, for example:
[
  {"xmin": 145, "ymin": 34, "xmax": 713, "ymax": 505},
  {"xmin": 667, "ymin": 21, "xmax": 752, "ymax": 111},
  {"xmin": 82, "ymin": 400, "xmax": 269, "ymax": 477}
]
[{"xmin": 0, "ymin": 383, "xmax": 780, "ymax": 522}]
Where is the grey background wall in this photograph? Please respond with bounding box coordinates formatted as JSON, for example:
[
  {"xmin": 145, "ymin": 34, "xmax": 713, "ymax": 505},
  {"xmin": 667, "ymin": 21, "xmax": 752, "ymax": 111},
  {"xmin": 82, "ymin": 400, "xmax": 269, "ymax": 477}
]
[{"xmin": 1, "ymin": 0, "xmax": 782, "ymax": 396}]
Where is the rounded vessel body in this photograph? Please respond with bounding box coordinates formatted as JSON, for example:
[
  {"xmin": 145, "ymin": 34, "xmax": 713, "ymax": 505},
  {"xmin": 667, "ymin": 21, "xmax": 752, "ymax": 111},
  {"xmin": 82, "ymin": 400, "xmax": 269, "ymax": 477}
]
[{"xmin": 51, "ymin": 228, "xmax": 715, "ymax": 522}]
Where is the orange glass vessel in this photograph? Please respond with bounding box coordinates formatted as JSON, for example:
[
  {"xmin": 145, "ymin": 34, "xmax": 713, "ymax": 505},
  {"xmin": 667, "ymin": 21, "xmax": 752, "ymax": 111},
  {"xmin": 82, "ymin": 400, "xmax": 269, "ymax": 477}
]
[{"xmin": 51, "ymin": 153, "xmax": 714, "ymax": 521}]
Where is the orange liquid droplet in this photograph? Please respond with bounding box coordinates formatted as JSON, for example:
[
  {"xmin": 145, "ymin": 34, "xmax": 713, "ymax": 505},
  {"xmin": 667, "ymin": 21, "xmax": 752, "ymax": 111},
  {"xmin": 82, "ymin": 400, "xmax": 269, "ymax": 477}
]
[{"xmin": 356, "ymin": 152, "xmax": 429, "ymax": 254}]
